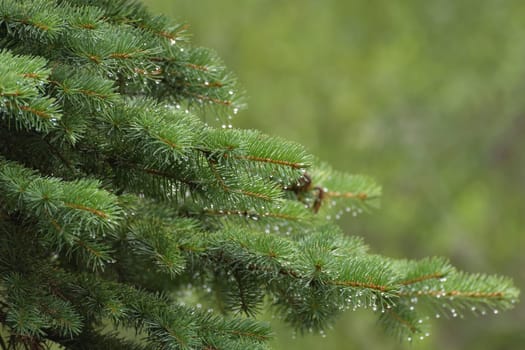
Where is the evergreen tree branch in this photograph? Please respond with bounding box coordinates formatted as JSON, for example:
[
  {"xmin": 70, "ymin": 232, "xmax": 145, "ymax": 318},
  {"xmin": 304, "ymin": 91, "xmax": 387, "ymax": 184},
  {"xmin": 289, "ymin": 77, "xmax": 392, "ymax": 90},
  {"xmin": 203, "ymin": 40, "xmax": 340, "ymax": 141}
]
[
  {"xmin": 0, "ymin": 333, "xmax": 7, "ymax": 350},
  {"xmin": 0, "ymin": 1, "xmax": 519, "ymax": 348}
]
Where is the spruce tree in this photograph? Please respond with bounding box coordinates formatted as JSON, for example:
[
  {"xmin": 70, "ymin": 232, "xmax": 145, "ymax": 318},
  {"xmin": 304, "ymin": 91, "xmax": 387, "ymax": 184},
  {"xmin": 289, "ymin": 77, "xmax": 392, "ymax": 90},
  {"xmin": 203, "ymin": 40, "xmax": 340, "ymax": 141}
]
[{"xmin": 0, "ymin": 0, "xmax": 519, "ymax": 349}]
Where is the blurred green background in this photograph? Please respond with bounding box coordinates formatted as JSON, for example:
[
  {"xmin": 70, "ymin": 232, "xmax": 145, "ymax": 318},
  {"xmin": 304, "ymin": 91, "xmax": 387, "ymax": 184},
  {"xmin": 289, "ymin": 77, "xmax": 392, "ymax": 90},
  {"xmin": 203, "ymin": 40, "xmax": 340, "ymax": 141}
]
[{"xmin": 145, "ymin": 1, "xmax": 525, "ymax": 349}]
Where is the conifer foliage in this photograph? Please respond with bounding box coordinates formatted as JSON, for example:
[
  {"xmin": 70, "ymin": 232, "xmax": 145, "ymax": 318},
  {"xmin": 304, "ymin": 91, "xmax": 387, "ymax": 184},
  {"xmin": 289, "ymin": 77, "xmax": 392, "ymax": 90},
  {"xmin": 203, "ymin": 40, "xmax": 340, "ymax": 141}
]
[{"xmin": 0, "ymin": 0, "xmax": 519, "ymax": 349}]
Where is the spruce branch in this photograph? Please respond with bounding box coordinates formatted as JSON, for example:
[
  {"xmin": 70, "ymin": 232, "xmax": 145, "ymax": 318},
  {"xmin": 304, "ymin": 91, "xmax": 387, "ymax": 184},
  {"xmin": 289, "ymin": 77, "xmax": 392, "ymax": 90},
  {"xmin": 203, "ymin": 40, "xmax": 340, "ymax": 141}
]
[
  {"xmin": 0, "ymin": 333, "xmax": 7, "ymax": 350},
  {"xmin": 0, "ymin": 0, "xmax": 519, "ymax": 348},
  {"xmin": 0, "ymin": 50, "xmax": 60, "ymax": 132}
]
